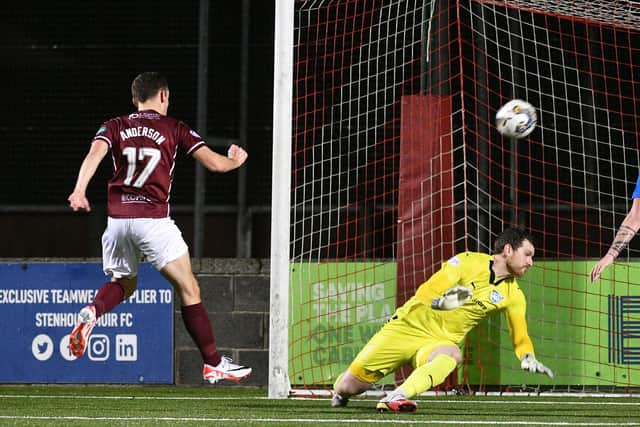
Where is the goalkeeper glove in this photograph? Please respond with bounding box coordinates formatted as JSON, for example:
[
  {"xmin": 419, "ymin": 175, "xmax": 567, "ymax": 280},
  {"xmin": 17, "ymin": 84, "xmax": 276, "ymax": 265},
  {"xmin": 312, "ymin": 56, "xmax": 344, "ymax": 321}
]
[
  {"xmin": 431, "ymin": 285, "xmax": 473, "ymax": 310},
  {"xmin": 520, "ymin": 353, "xmax": 554, "ymax": 378}
]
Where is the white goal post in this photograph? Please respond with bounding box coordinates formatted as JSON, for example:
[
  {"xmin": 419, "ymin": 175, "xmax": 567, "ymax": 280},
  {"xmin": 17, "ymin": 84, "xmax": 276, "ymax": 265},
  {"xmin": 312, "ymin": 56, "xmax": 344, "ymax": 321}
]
[{"xmin": 269, "ymin": 0, "xmax": 294, "ymax": 398}]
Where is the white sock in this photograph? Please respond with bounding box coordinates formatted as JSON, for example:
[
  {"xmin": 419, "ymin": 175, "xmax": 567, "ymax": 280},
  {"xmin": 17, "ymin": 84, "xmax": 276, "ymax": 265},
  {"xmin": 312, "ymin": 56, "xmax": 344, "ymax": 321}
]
[{"xmin": 382, "ymin": 388, "xmax": 408, "ymax": 401}]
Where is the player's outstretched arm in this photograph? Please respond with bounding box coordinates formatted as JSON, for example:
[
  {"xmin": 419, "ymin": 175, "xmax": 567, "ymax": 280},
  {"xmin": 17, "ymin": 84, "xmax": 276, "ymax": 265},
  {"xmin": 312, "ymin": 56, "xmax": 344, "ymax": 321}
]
[
  {"xmin": 193, "ymin": 144, "xmax": 248, "ymax": 173},
  {"xmin": 68, "ymin": 140, "xmax": 109, "ymax": 212},
  {"xmin": 521, "ymin": 353, "xmax": 554, "ymax": 378},
  {"xmin": 591, "ymin": 198, "xmax": 640, "ymax": 282},
  {"xmin": 590, "ymin": 255, "xmax": 616, "ymax": 283},
  {"xmin": 431, "ymin": 285, "xmax": 472, "ymax": 310}
]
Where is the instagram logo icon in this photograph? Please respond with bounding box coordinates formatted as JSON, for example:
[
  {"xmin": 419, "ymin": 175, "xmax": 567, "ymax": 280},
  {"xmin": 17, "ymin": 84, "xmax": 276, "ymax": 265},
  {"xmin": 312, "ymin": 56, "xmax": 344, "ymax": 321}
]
[{"xmin": 87, "ymin": 335, "xmax": 110, "ymax": 361}]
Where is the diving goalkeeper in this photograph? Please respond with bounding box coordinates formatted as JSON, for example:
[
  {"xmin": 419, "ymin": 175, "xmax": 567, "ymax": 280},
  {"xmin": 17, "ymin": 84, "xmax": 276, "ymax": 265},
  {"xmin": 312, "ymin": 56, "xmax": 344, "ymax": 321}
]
[{"xmin": 331, "ymin": 227, "xmax": 554, "ymax": 413}]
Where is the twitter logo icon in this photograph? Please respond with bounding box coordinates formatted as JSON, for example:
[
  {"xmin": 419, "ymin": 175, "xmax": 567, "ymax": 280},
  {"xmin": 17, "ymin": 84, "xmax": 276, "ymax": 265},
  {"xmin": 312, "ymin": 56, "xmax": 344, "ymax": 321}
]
[{"xmin": 32, "ymin": 334, "xmax": 53, "ymax": 361}]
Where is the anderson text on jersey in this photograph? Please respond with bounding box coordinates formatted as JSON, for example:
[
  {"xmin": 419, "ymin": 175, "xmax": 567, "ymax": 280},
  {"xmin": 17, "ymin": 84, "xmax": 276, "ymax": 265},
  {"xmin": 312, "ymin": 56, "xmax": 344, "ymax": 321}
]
[{"xmin": 120, "ymin": 126, "xmax": 166, "ymax": 144}]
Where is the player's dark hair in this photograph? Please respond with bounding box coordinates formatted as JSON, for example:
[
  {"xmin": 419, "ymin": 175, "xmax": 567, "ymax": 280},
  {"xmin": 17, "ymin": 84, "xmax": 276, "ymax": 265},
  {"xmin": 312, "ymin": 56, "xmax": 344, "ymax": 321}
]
[
  {"xmin": 131, "ymin": 72, "xmax": 169, "ymax": 103},
  {"xmin": 493, "ymin": 227, "xmax": 534, "ymax": 253}
]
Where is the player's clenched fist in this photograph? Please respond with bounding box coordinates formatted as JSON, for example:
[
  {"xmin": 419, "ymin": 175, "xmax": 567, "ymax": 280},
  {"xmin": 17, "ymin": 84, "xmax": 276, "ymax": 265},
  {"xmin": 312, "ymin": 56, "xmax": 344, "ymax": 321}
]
[
  {"xmin": 228, "ymin": 144, "xmax": 248, "ymax": 166},
  {"xmin": 68, "ymin": 191, "xmax": 91, "ymax": 212}
]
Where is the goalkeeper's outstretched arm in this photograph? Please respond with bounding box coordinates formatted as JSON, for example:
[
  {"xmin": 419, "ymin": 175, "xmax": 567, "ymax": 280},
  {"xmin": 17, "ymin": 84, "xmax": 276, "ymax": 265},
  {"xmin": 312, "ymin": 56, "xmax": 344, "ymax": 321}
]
[{"xmin": 507, "ymin": 311, "xmax": 554, "ymax": 378}]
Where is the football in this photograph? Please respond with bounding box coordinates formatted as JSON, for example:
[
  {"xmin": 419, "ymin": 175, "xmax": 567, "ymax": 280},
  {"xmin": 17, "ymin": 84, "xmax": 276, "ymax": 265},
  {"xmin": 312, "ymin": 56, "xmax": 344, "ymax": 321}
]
[{"xmin": 495, "ymin": 99, "xmax": 537, "ymax": 139}]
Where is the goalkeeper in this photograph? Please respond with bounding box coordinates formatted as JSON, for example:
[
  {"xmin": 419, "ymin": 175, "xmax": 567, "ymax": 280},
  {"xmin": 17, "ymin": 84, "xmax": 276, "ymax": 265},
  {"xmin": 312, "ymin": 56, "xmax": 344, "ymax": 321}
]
[{"xmin": 331, "ymin": 227, "xmax": 553, "ymax": 413}]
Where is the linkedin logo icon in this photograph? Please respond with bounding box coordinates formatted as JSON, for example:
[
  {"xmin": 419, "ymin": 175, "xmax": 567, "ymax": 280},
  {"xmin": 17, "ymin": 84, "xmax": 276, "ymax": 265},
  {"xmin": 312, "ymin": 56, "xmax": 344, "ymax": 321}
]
[{"xmin": 116, "ymin": 334, "xmax": 138, "ymax": 361}]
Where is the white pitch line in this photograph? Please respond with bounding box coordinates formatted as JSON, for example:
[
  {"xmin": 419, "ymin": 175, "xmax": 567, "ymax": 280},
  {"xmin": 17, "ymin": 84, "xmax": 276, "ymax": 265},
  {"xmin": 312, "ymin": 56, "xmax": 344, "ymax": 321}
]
[
  {"xmin": 415, "ymin": 399, "xmax": 640, "ymax": 406},
  {"xmin": 1, "ymin": 394, "xmax": 640, "ymax": 406},
  {"xmin": 0, "ymin": 394, "xmax": 256, "ymax": 400},
  {"xmin": 0, "ymin": 416, "xmax": 638, "ymax": 426}
]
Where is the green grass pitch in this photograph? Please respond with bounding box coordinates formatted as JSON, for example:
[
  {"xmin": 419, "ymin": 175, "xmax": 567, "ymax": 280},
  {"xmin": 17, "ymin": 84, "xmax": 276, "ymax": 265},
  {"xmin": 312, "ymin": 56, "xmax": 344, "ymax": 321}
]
[{"xmin": 1, "ymin": 385, "xmax": 640, "ymax": 426}]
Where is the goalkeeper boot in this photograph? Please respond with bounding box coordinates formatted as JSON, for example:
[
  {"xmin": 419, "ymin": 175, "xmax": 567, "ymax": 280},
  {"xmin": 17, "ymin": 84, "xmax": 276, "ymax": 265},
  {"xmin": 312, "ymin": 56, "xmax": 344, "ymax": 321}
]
[
  {"xmin": 68, "ymin": 305, "xmax": 97, "ymax": 358},
  {"xmin": 376, "ymin": 389, "xmax": 417, "ymax": 413},
  {"xmin": 331, "ymin": 392, "xmax": 349, "ymax": 408},
  {"xmin": 203, "ymin": 356, "xmax": 252, "ymax": 384}
]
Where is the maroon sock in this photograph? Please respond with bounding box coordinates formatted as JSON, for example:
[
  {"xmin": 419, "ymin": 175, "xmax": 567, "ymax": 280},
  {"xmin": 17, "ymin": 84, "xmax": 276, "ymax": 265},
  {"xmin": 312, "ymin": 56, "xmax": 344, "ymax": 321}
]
[
  {"xmin": 92, "ymin": 281, "xmax": 125, "ymax": 318},
  {"xmin": 181, "ymin": 302, "xmax": 221, "ymax": 367}
]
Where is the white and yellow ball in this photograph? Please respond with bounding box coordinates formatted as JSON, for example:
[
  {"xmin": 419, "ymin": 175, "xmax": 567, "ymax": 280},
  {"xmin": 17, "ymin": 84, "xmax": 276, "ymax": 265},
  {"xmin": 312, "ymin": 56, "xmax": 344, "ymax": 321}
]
[{"xmin": 495, "ymin": 99, "xmax": 537, "ymax": 139}]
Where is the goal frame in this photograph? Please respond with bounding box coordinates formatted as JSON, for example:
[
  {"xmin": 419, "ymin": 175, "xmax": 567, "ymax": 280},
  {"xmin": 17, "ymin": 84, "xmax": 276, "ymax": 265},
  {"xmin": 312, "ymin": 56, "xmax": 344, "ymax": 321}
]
[
  {"xmin": 268, "ymin": 0, "xmax": 294, "ymax": 399},
  {"xmin": 269, "ymin": 0, "xmax": 640, "ymax": 398}
]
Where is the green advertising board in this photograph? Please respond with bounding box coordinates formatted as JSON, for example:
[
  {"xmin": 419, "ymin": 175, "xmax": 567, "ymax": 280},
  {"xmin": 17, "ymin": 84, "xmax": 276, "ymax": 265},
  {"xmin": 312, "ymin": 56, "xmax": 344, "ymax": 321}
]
[
  {"xmin": 290, "ymin": 260, "xmax": 640, "ymax": 388},
  {"xmin": 466, "ymin": 260, "xmax": 640, "ymax": 387},
  {"xmin": 289, "ymin": 262, "xmax": 397, "ymax": 385}
]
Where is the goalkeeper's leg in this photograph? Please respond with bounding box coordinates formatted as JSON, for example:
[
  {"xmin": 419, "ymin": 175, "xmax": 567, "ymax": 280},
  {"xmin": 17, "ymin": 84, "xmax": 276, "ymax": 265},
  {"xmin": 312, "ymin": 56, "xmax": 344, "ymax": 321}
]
[
  {"xmin": 331, "ymin": 370, "xmax": 373, "ymax": 407},
  {"xmin": 396, "ymin": 344, "xmax": 460, "ymax": 399}
]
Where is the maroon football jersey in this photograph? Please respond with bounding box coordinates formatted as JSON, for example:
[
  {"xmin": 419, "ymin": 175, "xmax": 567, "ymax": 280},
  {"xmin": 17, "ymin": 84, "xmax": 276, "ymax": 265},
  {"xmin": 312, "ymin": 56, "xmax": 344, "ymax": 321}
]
[{"xmin": 93, "ymin": 110, "xmax": 205, "ymax": 218}]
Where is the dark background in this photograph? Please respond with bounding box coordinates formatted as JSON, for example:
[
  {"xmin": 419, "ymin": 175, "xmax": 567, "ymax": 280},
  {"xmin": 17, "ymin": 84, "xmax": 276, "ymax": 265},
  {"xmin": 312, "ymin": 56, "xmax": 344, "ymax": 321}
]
[
  {"xmin": 3, "ymin": 2, "xmax": 640, "ymax": 262},
  {"xmin": 0, "ymin": 1, "xmax": 275, "ymax": 258}
]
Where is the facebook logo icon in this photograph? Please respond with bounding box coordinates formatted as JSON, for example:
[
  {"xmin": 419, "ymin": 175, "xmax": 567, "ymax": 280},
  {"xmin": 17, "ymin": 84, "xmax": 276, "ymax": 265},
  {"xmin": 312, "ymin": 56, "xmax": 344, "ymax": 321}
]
[{"xmin": 115, "ymin": 334, "xmax": 138, "ymax": 361}]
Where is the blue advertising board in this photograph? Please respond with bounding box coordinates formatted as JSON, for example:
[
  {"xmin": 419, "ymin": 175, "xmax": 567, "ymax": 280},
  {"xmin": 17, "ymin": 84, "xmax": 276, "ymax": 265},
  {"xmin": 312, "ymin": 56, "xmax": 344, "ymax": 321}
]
[{"xmin": 0, "ymin": 262, "xmax": 173, "ymax": 383}]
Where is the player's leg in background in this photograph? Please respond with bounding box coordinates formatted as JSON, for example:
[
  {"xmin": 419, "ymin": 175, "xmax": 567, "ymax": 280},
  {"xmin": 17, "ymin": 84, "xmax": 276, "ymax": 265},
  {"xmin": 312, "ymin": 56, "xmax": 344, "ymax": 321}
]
[
  {"xmin": 135, "ymin": 217, "xmax": 221, "ymax": 367},
  {"xmin": 160, "ymin": 251, "xmax": 201, "ymax": 304},
  {"xmin": 138, "ymin": 217, "xmax": 250, "ymax": 382},
  {"xmin": 160, "ymin": 252, "xmax": 218, "ymax": 363},
  {"xmin": 160, "ymin": 252, "xmax": 252, "ymax": 383}
]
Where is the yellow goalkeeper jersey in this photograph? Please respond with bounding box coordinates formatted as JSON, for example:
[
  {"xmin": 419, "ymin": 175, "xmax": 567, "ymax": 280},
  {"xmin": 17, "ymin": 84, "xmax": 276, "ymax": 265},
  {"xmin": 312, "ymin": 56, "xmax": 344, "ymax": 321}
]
[{"xmin": 402, "ymin": 251, "xmax": 534, "ymax": 359}]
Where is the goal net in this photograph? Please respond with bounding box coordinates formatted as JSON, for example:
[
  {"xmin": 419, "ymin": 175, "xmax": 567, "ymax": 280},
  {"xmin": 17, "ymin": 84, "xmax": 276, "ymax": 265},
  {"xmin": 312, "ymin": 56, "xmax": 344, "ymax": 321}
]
[{"xmin": 270, "ymin": 0, "xmax": 640, "ymax": 397}]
